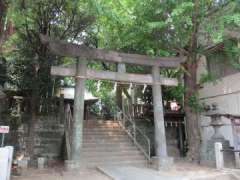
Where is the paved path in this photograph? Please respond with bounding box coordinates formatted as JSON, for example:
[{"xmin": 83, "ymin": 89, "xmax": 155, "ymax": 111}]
[
  {"xmin": 12, "ymin": 168, "xmax": 111, "ymax": 180},
  {"xmin": 11, "ymin": 162, "xmax": 240, "ymax": 180},
  {"xmin": 98, "ymin": 166, "xmax": 185, "ymax": 180},
  {"xmin": 98, "ymin": 162, "xmax": 240, "ymax": 180}
]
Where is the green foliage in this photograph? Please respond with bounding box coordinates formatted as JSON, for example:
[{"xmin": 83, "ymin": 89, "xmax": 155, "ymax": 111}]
[
  {"xmin": 2, "ymin": 0, "xmax": 239, "ymax": 115},
  {"xmin": 224, "ymin": 39, "xmax": 240, "ymax": 69},
  {"xmin": 199, "ymin": 73, "xmax": 218, "ymax": 85},
  {"xmin": 188, "ymin": 93, "xmax": 204, "ymax": 113},
  {"xmin": 86, "ymin": 79, "xmax": 116, "ymax": 116},
  {"xmin": 5, "ymin": 0, "xmax": 94, "ymax": 99},
  {"xmin": 163, "ymin": 85, "xmax": 185, "ymax": 106},
  {"xmin": 83, "ymin": 0, "xmax": 240, "ymax": 112}
]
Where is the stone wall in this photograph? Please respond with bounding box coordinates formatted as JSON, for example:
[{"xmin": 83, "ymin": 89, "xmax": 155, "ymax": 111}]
[
  {"xmin": 29, "ymin": 116, "xmax": 64, "ymax": 160},
  {"xmin": 3, "ymin": 115, "xmax": 65, "ymax": 164}
]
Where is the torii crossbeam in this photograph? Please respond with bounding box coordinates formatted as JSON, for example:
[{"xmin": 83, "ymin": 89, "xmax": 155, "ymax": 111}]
[
  {"xmin": 40, "ymin": 35, "xmax": 185, "ymax": 68},
  {"xmin": 40, "ymin": 34, "xmax": 185, "ymax": 169}
]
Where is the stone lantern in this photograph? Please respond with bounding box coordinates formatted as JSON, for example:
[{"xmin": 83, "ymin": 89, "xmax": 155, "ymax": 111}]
[{"xmin": 202, "ymin": 104, "xmax": 234, "ymax": 167}]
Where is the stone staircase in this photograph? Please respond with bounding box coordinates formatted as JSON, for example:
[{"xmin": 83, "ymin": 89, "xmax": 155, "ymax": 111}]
[{"xmin": 81, "ymin": 120, "xmax": 148, "ymax": 168}]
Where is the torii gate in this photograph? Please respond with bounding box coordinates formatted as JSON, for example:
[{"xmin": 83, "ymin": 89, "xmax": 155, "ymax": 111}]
[{"xmin": 40, "ymin": 35, "xmax": 185, "ymax": 169}]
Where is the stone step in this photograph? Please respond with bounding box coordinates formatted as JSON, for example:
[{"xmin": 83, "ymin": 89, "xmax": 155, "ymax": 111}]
[
  {"xmin": 84, "ymin": 122, "xmax": 120, "ymax": 125},
  {"xmin": 82, "ymin": 146, "xmax": 138, "ymax": 152},
  {"xmin": 83, "ymin": 140, "xmax": 133, "ymax": 145},
  {"xmin": 82, "ymin": 142, "xmax": 134, "ymax": 147},
  {"xmin": 82, "ymin": 155, "xmax": 145, "ymax": 163},
  {"xmin": 80, "ymin": 120, "xmax": 148, "ymax": 167},
  {"xmin": 83, "ymin": 128, "xmax": 124, "ymax": 134},
  {"xmin": 83, "ymin": 120, "xmax": 117, "ymax": 124},
  {"xmin": 83, "ymin": 135, "xmax": 129, "ymax": 139},
  {"xmin": 83, "ymin": 134, "xmax": 129, "ymax": 138},
  {"xmin": 84, "ymin": 130, "xmax": 122, "ymax": 133},
  {"xmin": 83, "ymin": 139, "xmax": 132, "ymax": 144},
  {"xmin": 82, "ymin": 149, "xmax": 139, "ymax": 154},
  {"xmin": 83, "ymin": 136, "xmax": 129, "ymax": 142},
  {"xmin": 83, "ymin": 127, "xmax": 122, "ymax": 130},
  {"xmin": 83, "ymin": 132, "xmax": 125, "ymax": 136},
  {"xmin": 84, "ymin": 125, "xmax": 120, "ymax": 128},
  {"xmin": 83, "ymin": 141, "xmax": 132, "ymax": 145},
  {"xmin": 82, "ymin": 150, "xmax": 143, "ymax": 158},
  {"xmin": 83, "ymin": 125, "xmax": 120, "ymax": 128},
  {"xmin": 81, "ymin": 159, "xmax": 147, "ymax": 168},
  {"xmin": 83, "ymin": 134, "xmax": 125, "ymax": 138}
]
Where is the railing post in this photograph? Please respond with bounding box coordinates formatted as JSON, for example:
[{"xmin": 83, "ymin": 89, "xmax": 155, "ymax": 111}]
[
  {"xmin": 215, "ymin": 142, "xmax": 224, "ymax": 170},
  {"xmin": 59, "ymin": 94, "xmax": 65, "ymax": 124},
  {"xmin": 133, "ymin": 123, "xmax": 136, "ymax": 144},
  {"xmin": 148, "ymin": 139, "xmax": 151, "ymax": 160},
  {"xmin": 122, "ymin": 112, "xmax": 126, "ymax": 128}
]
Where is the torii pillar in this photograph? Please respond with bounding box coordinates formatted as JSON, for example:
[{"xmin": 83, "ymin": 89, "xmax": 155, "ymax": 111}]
[
  {"xmin": 116, "ymin": 63, "xmax": 126, "ymax": 110},
  {"xmin": 152, "ymin": 66, "xmax": 173, "ymax": 169},
  {"xmin": 66, "ymin": 59, "xmax": 86, "ymax": 169}
]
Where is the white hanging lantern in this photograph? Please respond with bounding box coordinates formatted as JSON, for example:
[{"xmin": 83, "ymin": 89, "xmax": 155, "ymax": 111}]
[
  {"xmin": 128, "ymin": 83, "xmax": 133, "ymax": 94},
  {"xmin": 112, "ymin": 82, "xmax": 117, "ymax": 93},
  {"xmin": 97, "ymin": 80, "xmax": 101, "ymax": 92},
  {"xmin": 142, "ymin": 84, "xmax": 147, "ymax": 94}
]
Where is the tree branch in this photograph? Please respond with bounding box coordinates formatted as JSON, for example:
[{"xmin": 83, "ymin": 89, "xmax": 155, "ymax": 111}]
[{"xmin": 205, "ymin": 1, "xmax": 231, "ymax": 17}]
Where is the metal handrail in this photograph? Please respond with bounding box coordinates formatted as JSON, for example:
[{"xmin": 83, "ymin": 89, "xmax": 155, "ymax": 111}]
[{"xmin": 116, "ymin": 107, "xmax": 151, "ymax": 161}]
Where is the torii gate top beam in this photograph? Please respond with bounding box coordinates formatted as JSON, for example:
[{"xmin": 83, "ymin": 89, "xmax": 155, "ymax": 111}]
[{"xmin": 40, "ymin": 34, "xmax": 185, "ymax": 68}]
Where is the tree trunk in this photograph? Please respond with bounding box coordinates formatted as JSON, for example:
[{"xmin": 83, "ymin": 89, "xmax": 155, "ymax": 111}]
[
  {"xmin": 0, "ymin": 0, "xmax": 7, "ymax": 50},
  {"xmin": 184, "ymin": 0, "xmax": 201, "ymax": 162},
  {"xmin": 184, "ymin": 60, "xmax": 201, "ymax": 162}
]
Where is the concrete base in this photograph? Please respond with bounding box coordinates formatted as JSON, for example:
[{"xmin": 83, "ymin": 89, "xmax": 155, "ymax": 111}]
[
  {"xmin": 151, "ymin": 156, "xmax": 174, "ymax": 170},
  {"xmin": 65, "ymin": 160, "xmax": 82, "ymax": 171},
  {"xmin": 37, "ymin": 157, "xmax": 45, "ymax": 169},
  {"xmin": 18, "ymin": 157, "xmax": 30, "ymax": 168}
]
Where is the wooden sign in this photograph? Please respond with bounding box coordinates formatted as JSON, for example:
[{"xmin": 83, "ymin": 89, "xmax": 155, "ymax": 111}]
[{"xmin": 0, "ymin": 126, "xmax": 9, "ymax": 134}]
